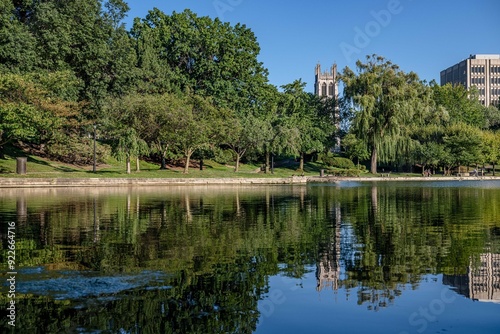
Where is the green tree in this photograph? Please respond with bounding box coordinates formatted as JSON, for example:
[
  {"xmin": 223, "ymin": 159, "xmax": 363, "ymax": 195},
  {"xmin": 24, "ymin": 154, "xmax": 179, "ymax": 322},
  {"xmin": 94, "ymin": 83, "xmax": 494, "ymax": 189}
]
[
  {"xmin": 280, "ymin": 80, "xmax": 335, "ymax": 171},
  {"xmin": 341, "ymin": 55, "xmax": 422, "ymax": 174},
  {"xmin": 0, "ymin": 73, "xmax": 81, "ymax": 160},
  {"xmin": 431, "ymin": 82, "xmax": 485, "ymax": 127},
  {"xmin": 170, "ymin": 95, "xmax": 228, "ymax": 174},
  {"xmin": 480, "ymin": 130, "xmax": 500, "ymax": 175},
  {"xmin": 342, "ymin": 133, "xmax": 369, "ymax": 168},
  {"xmin": 106, "ymin": 94, "xmax": 155, "ymax": 173},
  {"xmin": 0, "ymin": 0, "xmax": 37, "ymax": 72},
  {"xmin": 130, "ymin": 8, "xmax": 269, "ymax": 111},
  {"xmin": 221, "ymin": 113, "xmax": 266, "ymax": 172},
  {"xmin": 442, "ymin": 122, "xmax": 482, "ymax": 172},
  {"xmin": 483, "ymin": 105, "xmax": 500, "ymax": 130}
]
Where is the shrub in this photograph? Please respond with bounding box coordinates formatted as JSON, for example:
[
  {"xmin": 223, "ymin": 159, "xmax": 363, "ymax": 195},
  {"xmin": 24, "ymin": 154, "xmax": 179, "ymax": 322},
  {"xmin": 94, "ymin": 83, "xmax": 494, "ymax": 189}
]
[
  {"xmin": 331, "ymin": 157, "xmax": 355, "ymax": 169},
  {"xmin": 326, "ymin": 168, "xmax": 360, "ymax": 177},
  {"xmin": 318, "ymin": 152, "xmax": 356, "ymax": 169},
  {"xmin": 213, "ymin": 148, "xmax": 234, "ymax": 165}
]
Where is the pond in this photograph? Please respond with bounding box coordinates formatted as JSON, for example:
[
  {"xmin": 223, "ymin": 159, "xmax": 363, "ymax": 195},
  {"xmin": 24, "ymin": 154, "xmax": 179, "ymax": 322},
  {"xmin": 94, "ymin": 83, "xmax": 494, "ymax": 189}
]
[{"xmin": 1, "ymin": 181, "xmax": 500, "ymax": 333}]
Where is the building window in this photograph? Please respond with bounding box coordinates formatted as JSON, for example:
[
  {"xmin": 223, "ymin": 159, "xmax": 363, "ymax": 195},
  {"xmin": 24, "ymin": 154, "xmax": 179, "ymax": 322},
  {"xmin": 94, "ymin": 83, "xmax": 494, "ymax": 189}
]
[
  {"xmin": 321, "ymin": 83, "xmax": 327, "ymax": 96},
  {"xmin": 328, "ymin": 83, "xmax": 334, "ymax": 96}
]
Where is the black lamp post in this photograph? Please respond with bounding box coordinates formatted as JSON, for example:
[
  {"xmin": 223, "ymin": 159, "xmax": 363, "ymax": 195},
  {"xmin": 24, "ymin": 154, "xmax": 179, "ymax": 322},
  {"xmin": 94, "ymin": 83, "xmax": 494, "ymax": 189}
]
[
  {"xmin": 160, "ymin": 141, "xmax": 166, "ymax": 170},
  {"xmin": 271, "ymin": 153, "xmax": 274, "ymax": 174},
  {"xmin": 93, "ymin": 124, "xmax": 97, "ymax": 173}
]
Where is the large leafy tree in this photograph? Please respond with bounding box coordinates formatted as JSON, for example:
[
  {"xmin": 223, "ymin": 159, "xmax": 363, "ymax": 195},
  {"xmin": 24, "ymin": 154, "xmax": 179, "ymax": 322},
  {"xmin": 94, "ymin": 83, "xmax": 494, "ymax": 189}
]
[
  {"xmin": 169, "ymin": 95, "xmax": 228, "ymax": 174},
  {"xmin": 5, "ymin": 0, "xmax": 135, "ymax": 109},
  {"xmin": 105, "ymin": 94, "xmax": 152, "ymax": 174},
  {"xmin": 431, "ymin": 82, "xmax": 485, "ymax": 128},
  {"xmin": 0, "ymin": 72, "xmax": 81, "ymax": 160},
  {"xmin": 341, "ymin": 55, "xmax": 422, "ymax": 174},
  {"xmin": 221, "ymin": 113, "xmax": 267, "ymax": 172},
  {"xmin": 130, "ymin": 8, "xmax": 269, "ymax": 111},
  {"xmin": 280, "ymin": 80, "xmax": 336, "ymax": 171},
  {"xmin": 479, "ymin": 130, "xmax": 500, "ymax": 175},
  {"xmin": 0, "ymin": 0, "xmax": 37, "ymax": 72},
  {"xmin": 442, "ymin": 122, "xmax": 482, "ymax": 172}
]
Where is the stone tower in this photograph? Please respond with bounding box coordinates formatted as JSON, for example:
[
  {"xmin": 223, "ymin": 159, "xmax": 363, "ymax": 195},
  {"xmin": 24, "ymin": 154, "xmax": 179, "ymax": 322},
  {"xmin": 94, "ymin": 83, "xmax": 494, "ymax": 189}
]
[
  {"xmin": 315, "ymin": 63, "xmax": 340, "ymax": 151},
  {"xmin": 314, "ymin": 63, "xmax": 338, "ymax": 98}
]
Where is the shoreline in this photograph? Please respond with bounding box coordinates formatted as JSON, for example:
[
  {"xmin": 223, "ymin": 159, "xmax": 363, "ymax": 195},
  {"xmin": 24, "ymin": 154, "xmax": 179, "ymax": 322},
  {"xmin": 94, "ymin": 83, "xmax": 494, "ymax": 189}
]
[{"xmin": 1, "ymin": 176, "xmax": 500, "ymax": 188}]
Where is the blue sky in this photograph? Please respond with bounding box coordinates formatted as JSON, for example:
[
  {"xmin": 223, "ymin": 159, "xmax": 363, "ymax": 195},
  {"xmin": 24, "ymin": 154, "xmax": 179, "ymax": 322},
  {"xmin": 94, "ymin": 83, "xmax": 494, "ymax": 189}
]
[{"xmin": 123, "ymin": 0, "xmax": 500, "ymax": 93}]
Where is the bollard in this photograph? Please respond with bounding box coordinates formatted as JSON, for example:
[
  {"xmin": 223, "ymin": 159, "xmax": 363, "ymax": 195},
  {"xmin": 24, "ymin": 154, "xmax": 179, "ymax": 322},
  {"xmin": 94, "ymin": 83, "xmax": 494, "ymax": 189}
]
[
  {"xmin": 16, "ymin": 157, "xmax": 27, "ymax": 174},
  {"xmin": 320, "ymin": 169, "xmax": 324, "ymax": 177}
]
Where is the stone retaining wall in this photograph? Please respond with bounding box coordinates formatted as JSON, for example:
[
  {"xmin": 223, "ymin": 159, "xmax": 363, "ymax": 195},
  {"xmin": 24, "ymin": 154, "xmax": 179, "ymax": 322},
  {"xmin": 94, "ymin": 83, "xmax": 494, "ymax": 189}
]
[
  {"xmin": 0, "ymin": 177, "xmax": 310, "ymax": 188},
  {"xmin": 0, "ymin": 176, "xmax": 499, "ymax": 188}
]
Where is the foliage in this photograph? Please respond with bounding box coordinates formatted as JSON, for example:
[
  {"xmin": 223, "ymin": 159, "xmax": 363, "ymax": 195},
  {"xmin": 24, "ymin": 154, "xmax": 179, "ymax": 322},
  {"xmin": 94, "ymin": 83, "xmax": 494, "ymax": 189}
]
[
  {"xmin": 442, "ymin": 122, "xmax": 482, "ymax": 169},
  {"xmin": 341, "ymin": 55, "xmax": 423, "ymax": 174},
  {"xmin": 0, "ymin": 72, "xmax": 86, "ymax": 162},
  {"xmin": 431, "ymin": 82, "xmax": 485, "ymax": 127},
  {"xmin": 342, "ymin": 133, "xmax": 370, "ymax": 166},
  {"xmin": 0, "ymin": 2, "xmax": 497, "ymax": 176}
]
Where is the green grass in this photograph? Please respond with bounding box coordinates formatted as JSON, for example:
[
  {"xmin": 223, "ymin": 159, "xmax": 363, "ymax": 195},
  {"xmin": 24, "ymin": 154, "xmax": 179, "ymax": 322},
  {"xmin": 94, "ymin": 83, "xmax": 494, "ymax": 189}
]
[
  {"xmin": 0, "ymin": 145, "xmax": 326, "ymax": 179},
  {"xmin": 4, "ymin": 145, "xmax": 481, "ymax": 179}
]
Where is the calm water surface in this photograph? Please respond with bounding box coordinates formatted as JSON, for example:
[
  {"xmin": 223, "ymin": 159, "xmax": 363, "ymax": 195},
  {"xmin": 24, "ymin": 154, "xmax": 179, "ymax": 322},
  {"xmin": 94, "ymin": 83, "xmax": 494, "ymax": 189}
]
[{"xmin": 1, "ymin": 181, "xmax": 500, "ymax": 333}]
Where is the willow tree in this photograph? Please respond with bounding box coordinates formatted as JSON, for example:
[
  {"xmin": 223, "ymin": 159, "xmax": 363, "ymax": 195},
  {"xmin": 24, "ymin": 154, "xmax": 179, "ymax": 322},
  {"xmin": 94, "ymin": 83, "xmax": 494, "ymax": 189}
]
[{"xmin": 341, "ymin": 55, "xmax": 422, "ymax": 174}]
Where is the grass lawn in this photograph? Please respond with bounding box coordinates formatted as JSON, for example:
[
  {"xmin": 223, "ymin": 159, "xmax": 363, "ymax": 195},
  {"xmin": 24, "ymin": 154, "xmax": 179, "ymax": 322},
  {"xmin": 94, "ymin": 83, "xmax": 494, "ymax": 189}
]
[
  {"xmin": 0, "ymin": 145, "xmax": 329, "ymax": 179},
  {"xmin": 3, "ymin": 145, "xmax": 482, "ymax": 179}
]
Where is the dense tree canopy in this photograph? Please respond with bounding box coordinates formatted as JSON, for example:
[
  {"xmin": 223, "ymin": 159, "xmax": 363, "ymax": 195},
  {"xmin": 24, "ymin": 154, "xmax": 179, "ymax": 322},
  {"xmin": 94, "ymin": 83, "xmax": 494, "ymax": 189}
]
[{"xmin": 0, "ymin": 1, "xmax": 499, "ymax": 174}]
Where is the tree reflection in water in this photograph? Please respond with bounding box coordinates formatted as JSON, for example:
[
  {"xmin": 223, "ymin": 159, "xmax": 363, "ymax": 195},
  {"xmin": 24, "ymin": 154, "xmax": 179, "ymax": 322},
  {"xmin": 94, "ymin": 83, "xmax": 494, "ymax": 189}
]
[{"xmin": 0, "ymin": 182, "xmax": 499, "ymax": 332}]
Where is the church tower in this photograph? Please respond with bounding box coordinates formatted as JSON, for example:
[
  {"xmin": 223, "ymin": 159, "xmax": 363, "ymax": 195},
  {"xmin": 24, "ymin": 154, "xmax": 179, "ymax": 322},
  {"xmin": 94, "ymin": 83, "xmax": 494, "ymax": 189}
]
[{"xmin": 314, "ymin": 63, "xmax": 338, "ymax": 98}]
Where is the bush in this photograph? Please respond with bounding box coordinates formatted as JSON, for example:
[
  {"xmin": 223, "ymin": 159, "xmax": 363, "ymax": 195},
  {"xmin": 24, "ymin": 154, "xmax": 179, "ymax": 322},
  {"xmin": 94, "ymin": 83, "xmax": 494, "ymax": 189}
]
[
  {"xmin": 213, "ymin": 148, "xmax": 234, "ymax": 165},
  {"xmin": 318, "ymin": 152, "xmax": 355, "ymax": 169},
  {"xmin": 331, "ymin": 157, "xmax": 355, "ymax": 169},
  {"xmin": 326, "ymin": 168, "xmax": 360, "ymax": 177}
]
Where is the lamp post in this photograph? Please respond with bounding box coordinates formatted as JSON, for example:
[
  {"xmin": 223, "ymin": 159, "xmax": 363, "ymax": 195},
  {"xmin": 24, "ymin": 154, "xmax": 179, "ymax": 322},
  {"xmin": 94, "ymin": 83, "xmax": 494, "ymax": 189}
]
[
  {"xmin": 93, "ymin": 124, "xmax": 97, "ymax": 173},
  {"xmin": 271, "ymin": 153, "xmax": 274, "ymax": 174},
  {"xmin": 160, "ymin": 141, "xmax": 166, "ymax": 170}
]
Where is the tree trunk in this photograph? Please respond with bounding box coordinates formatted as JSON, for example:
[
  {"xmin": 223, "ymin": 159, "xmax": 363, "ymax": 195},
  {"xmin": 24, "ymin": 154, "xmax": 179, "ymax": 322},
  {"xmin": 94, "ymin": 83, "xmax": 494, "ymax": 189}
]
[
  {"xmin": 184, "ymin": 152, "xmax": 191, "ymax": 174},
  {"xmin": 265, "ymin": 151, "xmax": 270, "ymax": 174},
  {"xmin": 126, "ymin": 155, "xmax": 131, "ymax": 174},
  {"xmin": 493, "ymin": 162, "xmax": 496, "ymax": 176},
  {"xmin": 136, "ymin": 156, "xmax": 140, "ymax": 172},
  {"xmin": 199, "ymin": 158, "xmax": 203, "ymax": 171},
  {"xmin": 299, "ymin": 152, "xmax": 304, "ymax": 171},
  {"xmin": 235, "ymin": 153, "xmax": 241, "ymax": 172},
  {"xmin": 370, "ymin": 146, "xmax": 377, "ymax": 174}
]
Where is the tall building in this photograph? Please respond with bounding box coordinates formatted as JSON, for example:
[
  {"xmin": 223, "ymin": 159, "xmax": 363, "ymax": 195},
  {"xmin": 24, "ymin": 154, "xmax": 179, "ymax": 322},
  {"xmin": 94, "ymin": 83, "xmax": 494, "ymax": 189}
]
[
  {"xmin": 314, "ymin": 63, "xmax": 338, "ymax": 98},
  {"xmin": 443, "ymin": 253, "xmax": 500, "ymax": 303},
  {"xmin": 440, "ymin": 54, "xmax": 500, "ymax": 107}
]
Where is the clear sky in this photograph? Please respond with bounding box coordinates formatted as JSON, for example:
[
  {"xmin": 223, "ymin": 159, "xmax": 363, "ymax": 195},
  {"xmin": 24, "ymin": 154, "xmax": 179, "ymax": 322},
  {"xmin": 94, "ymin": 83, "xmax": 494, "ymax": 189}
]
[{"xmin": 123, "ymin": 0, "xmax": 500, "ymax": 93}]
